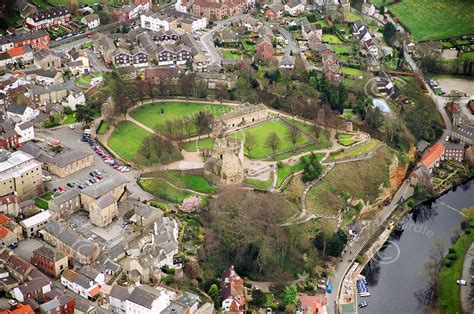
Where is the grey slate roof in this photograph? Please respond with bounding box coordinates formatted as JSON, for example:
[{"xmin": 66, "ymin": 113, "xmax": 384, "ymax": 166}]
[
  {"xmin": 109, "ymin": 284, "xmax": 129, "ymax": 301},
  {"xmin": 6, "ymin": 103, "xmax": 27, "ymax": 115},
  {"xmin": 126, "ymin": 285, "xmax": 162, "ymax": 309},
  {"xmin": 81, "ymin": 176, "xmax": 128, "ymax": 199}
]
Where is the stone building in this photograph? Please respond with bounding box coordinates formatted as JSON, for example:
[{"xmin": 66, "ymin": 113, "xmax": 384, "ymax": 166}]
[
  {"xmin": 220, "ymin": 103, "xmax": 268, "ymax": 128},
  {"xmin": 0, "ymin": 150, "xmax": 43, "ymax": 199},
  {"xmin": 204, "ymin": 136, "xmax": 245, "ymax": 184}
]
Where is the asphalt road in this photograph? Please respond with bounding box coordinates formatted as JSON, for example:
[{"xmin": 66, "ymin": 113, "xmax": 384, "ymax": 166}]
[
  {"xmin": 278, "ymin": 27, "xmax": 299, "ymax": 56},
  {"xmin": 200, "ymin": 13, "xmax": 248, "ymax": 65}
]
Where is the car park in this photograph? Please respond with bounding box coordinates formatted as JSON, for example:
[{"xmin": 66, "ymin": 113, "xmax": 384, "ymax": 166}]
[
  {"xmin": 67, "ymin": 183, "xmax": 75, "ymax": 188},
  {"xmin": 78, "ymin": 184, "xmax": 85, "ymax": 189},
  {"xmin": 58, "ymin": 186, "xmax": 66, "ymax": 191}
]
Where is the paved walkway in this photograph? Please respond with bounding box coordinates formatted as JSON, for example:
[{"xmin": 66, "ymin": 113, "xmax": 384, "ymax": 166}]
[{"xmin": 461, "ymin": 243, "xmax": 474, "ymax": 313}]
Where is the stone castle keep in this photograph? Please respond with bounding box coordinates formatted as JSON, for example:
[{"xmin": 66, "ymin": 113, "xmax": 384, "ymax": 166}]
[{"xmin": 204, "ymin": 136, "xmax": 245, "ymax": 184}]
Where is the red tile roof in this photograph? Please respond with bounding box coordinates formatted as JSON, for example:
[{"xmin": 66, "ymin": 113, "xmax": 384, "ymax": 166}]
[
  {"xmin": 8, "ymin": 47, "xmax": 25, "ymax": 57},
  {"xmin": 420, "ymin": 143, "xmax": 445, "ymax": 168},
  {"xmin": 0, "ymin": 214, "xmax": 10, "ymax": 226},
  {"xmin": 0, "ymin": 227, "xmax": 11, "ymax": 238}
]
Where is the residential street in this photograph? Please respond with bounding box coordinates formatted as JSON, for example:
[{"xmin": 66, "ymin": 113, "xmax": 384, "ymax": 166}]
[{"xmin": 200, "ymin": 14, "xmax": 247, "ymax": 65}]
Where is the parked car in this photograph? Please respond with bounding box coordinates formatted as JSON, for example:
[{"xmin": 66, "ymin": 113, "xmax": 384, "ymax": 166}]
[
  {"xmin": 457, "ymin": 280, "xmax": 467, "ymax": 286},
  {"xmin": 78, "ymin": 184, "xmax": 85, "ymax": 189},
  {"xmin": 58, "ymin": 186, "xmax": 66, "ymax": 191},
  {"xmin": 69, "ymin": 125, "xmax": 75, "ymax": 129},
  {"xmin": 67, "ymin": 182, "xmax": 75, "ymax": 188},
  {"xmin": 8, "ymin": 300, "xmax": 17, "ymax": 307}
]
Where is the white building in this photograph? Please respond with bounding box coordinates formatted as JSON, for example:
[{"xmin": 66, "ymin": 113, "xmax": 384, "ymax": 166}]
[
  {"xmin": 125, "ymin": 285, "xmax": 171, "ymax": 314},
  {"xmin": 140, "ymin": 12, "xmax": 174, "ymax": 32},
  {"xmin": 20, "ymin": 210, "xmax": 52, "ymax": 238},
  {"xmin": 81, "ymin": 14, "xmax": 100, "ymax": 30},
  {"xmin": 152, "ymin": 217, "xmax": 179, "ymax": 268},
  {"xmin": 362, "ymin": 3, "xmax": 376, "ymax": 16},
  {"xmin": 14, "ymin": 121, "xmax": 35, "ymax": 143},
  {"xmin": 284, "ymin": 0, "xmax": 305, "ymax": 16},
  {"xmin": 64, "ymin": 90, "xmax": 85, "ymax": 111},
  {"xmin": 175, "ymin": 0, "xmax": 188, "ymax": 13},
  {"xmin": 12, "ymin": 277, "xmax": 52, "ymax": 302},
  {"xmin": 6, "ymin": 104, "xmax": 38, "ymax": 123}
]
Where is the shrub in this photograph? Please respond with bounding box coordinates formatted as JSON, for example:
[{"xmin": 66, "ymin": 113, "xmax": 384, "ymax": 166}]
[
  {"xmin": 355, "ymin": 255, "xmax": 365, "ymax": 264},
  {"xmin": 63, "ymin": 106, "xmax": 73, "ymax": 115},
  {"xmin": 446, "ymin": 253, "xmax": 457, "ymax": 261},
  {"xmin": 448, "ymin": 248, "xmax": 456, "ymax": 254},
  {"xmin": 277, "ymin": 161, "xmax": 284, "ymax": 168},
  {"xmin": 443, "ymin": 259, "xmax": 453, "ymax": 267},
  {"xmin": 465, "ymin": 229, "xmax": 471, "ymax": 234}
]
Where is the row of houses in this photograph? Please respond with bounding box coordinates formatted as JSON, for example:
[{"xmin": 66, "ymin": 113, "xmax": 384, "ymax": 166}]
[
  {"xmin": 141, "ymin": 8, "xmax": 207, "ymax": 33},
  {"xmin": 264, "ymin": 0, "xmax": 305, "ymax": 19},
  {"xmin": 352, "ymin": 20, "xmax": 379, "ymax": 60},
  {"xmin": 0, "ymin": 30, "xmax": 50, "ymax": 53}
]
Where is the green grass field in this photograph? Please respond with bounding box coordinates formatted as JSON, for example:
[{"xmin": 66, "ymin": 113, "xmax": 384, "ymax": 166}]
[
  {"xmin": 438, "ymin": 229, "xmax": 474, "ymax": 313},
  {"xmin": 222, "ymin": 50, "xmax": 243, "ymax": 59},
  {"xmin": 145, "ymin": 170, "xmax": 216, "ymax": 194},
  {"xmin": 338, "ymin": 139, "xmax": 357, "ymax": 146},
  {"xmin": 306, "ymin": 147, "xmax": 392, "ymax": 215},
  {"xmin": 108, "ymin": 121, "xmax": 182, "ymax": 165},
  {"xmin": 387, "ymin": 0, "xmax": 474, "ymax": 41},
  {"xmin": 276, "ymin": 153, "xmax": 324, "ymax": 188},
  {"xmin": 336, "ymin": 133, "xmax": 353, "ymax": 140},
  {"xmin": 108, "ymin": 121, "xmax": 151, "ymax": 161},
  {"xmin": 130, "ymin": 101, "xmax": 231, "ymax": 135},
  {"xmin": 327, "ymin": 139, "xmax": 379, "ymax": 162},
  {"xmin": 332, "ymin": 45, "xmax": 350, "ymax": 55},
  {"xmin": 138, "ymin": 178, "xmax": 193, "ymax": 203},
  {"xmin": 322, "ymin": 34, "xmax": 342, "ymax": 45},
  {"xmin": 97, "ymin": 122, "xmax": 108, "ymax": 135},
  {"xmin": 343, "ymin": 12, "xmax": 363, "ymax": 23},
  {"xmin": 341, "ymin": 67, "xmax": 363, "ymax": 77},
  {"xmin": 183, "ymin": 137, "xmax": 214, "ymax": 152},
  {"xmin": 244, "ymin": 177, "xmax": 273, "ymax": 187},
  {"xmin": 234, "ymin": 120, "xmax": 312, "ymax": 159}
]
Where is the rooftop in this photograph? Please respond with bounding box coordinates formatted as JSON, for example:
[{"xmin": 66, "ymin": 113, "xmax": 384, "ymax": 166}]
[{"xmin": 33, "ymin": 245, "xmax": 67, "ymax": 262}]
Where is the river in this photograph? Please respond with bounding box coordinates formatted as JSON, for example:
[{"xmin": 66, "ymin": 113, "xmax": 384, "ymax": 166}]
[{"xmin": 360, "ymin": 179, "xmax": 474, "ymax": 314}]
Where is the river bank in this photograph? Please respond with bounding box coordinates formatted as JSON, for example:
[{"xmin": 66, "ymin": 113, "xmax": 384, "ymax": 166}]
[{"xmin": 359, "ymin": 178, "xmax": 473, "ymax": 313}]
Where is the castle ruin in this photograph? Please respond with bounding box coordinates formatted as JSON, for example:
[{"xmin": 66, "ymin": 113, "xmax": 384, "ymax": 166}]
[{"xmin": 204, "ymin": 136, "xmax": 245, "ymax": 185}]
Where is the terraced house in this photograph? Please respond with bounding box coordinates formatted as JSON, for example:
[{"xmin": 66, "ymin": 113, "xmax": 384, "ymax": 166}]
[
  {"xmin": 0, "ymin": 30, "xmax": 50, "ymax": 53},
  {"xmin": 192, "ymin": 0, "xmax": 250, "ymax": 20},
  {"xmin": 25, "ymin": 6, "xmax": 72, "ymax": 30}
]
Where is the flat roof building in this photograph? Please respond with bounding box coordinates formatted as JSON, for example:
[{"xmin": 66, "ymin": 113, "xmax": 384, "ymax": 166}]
[{"xmin": 0, "ymin": 150, "xmax": 43, "ymax": 199}]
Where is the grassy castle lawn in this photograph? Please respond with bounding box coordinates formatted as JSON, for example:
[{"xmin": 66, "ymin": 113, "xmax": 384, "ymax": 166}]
[
  {"xmin": 138, "ymin": 178, "xmax": 193, "ymax": 203},
  {"xmin": 130, "ymin": 101, "xmax": 231, "ymax": 134},
  {"xmin": 183, "ymin": 137, "xmax": 214, "ymax": 152},
  {"xmin": 233, "ymin": 120, "xmax": 313, "ymax": 159},
  {"xmin": 387, "ymin": 0, "xmax": 474, "ymax": 41},
  {"xmin": 108, "ymin": 121, "xmax": 182, "ymax": 165},
  {"xmin": 144, "ymin": 170, "xmax": 216, "ymax": 194},
  {"xmin": 306, "ymin": 147, "xmax": 392, "ymax": 216}
]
